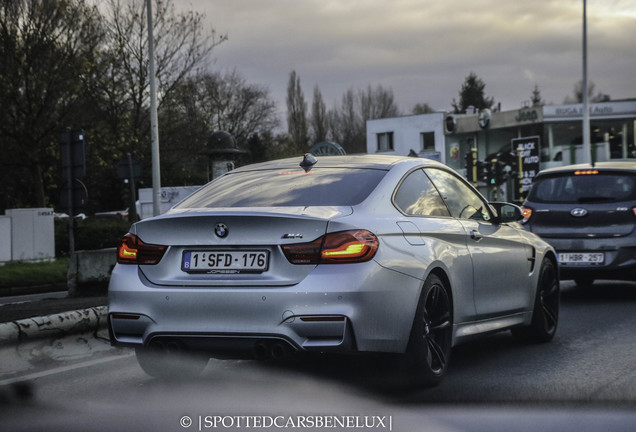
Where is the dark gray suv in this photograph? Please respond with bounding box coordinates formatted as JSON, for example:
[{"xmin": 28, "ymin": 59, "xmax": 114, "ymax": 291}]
[{"xmin": 522, "ymin": 161, "xmax": 636, "ymax": 286}]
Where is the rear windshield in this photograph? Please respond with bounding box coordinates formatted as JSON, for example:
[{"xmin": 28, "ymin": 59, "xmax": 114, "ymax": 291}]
[
  {"xmin": 175, "ymin": 168, "xmax": 387, "ymax": 208},
  {"xmin": 528, "ymin": 172, "xmax": 636, "ymax": 204}
]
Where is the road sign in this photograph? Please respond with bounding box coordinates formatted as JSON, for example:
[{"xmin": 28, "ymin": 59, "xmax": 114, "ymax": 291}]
[{"xmin": 117, "ymin": 156, "xmax": 142, "ymax": 180}]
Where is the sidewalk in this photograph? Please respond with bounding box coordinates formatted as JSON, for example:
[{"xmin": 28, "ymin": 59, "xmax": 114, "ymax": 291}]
[{"xmin": 0, "ymin": 294, "xmax": 107, "ymax": 323}]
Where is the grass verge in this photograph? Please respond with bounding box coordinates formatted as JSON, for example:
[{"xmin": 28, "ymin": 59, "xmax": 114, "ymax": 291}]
[{"xmin": 0, "ymin": 258, "xmax": 68, "ymax": 289}]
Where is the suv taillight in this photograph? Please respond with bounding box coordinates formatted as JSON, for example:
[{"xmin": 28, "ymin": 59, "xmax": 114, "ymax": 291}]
[
  {"xmin": 521, "ymin": 206, "xmax": 533, "ymax": 223},
  {"xmin": 117, "ymin": 233, "xmax": 166, "ymax": 265},
  {"xmin": 282, "ymin": 230, "xmax": 378, "ymax": 264}
]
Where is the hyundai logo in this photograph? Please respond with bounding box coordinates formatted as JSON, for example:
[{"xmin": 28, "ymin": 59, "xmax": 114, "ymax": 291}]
[
  {"xmin": 214, "ymin": 223, "xmax": 229, "ymax": 238},
  {"xmin": 570, "ymin": 208, "xmax": 588, "ymax": 217}
]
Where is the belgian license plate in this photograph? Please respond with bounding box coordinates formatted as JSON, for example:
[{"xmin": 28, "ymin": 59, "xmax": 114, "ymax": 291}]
[
  {"xmin": 558, "ymin": 252, "xmax": 604, "ymax": 265},
  {"xmin": 182, "ymin": 250, "xmax": 269, "ymax": 273}
]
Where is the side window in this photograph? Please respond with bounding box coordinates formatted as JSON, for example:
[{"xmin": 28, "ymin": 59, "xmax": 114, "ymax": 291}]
[
  {"xmin": 393, "ymin": 169, "xmax": 450, "ymax": 217},
  {"xmin": 424, "ymin": 168, "xmax": 492, "ymax": 221}
]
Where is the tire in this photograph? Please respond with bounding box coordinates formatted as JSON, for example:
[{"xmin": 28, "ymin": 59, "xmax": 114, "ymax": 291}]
[
  {"xmin": 402, "ymin": 273, "xmax": 453, "ymax": 387},
  {"xmin": 135, "ymin": 343, "xmax": 209, "ymax": 379},
  {"xmin": 512, "ymin": 258, "xmax": 559, "ymax": 343}
]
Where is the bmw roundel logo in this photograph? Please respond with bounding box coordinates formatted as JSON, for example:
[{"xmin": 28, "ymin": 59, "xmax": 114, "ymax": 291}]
[{"xmin": 214, "ymin": 223, "xmax": 228, "ymax": 238}]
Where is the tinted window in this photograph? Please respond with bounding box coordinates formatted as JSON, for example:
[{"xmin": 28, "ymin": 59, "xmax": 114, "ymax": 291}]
[
  {"xmin": 424, "ymin": 168, "xmax": 492, "ymax": 221},
  {"xmin": 394, "ymin": 169, "xmax": 450, "ymax": 217},
  {"xmin": 529, "ymin": 173, "xmax": 636, "ymax": 204},
  {"xmin": 175, "ymin": 168, "xmax": 387, "ymax": 208}
]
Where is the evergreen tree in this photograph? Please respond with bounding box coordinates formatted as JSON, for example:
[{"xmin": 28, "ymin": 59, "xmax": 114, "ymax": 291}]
[{"xmin": 451, "ymin": 72, "xmax": 495, "ymax": 114}]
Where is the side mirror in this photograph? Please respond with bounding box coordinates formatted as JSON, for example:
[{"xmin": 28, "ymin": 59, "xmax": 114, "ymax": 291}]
[{"xmin": 490, "ymin": 202, "xmax": 523, "ymax": 224}]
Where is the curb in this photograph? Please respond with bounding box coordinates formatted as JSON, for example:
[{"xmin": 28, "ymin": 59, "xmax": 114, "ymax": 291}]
[
  {"xmin": 0, "ymin": 306, "xmax": 108, "ymax": 346},
  {"xmin": 0, "ymin": 283, "xmax": 68, "ymax": 297}
]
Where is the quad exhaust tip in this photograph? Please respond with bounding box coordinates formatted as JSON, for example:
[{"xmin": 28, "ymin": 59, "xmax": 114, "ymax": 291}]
[{"xmin": 254, "ymin": 341, "xmax": 296, "ymax": 360}]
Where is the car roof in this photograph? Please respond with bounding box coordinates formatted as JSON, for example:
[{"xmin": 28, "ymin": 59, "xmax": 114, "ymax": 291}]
[
  {"xmin": 230, "ymin": 154, "xmax": 446, "ymax": 172},
  {"xmin": 537, "ymin": 160, "xmax": 636, "ymax": 177}
]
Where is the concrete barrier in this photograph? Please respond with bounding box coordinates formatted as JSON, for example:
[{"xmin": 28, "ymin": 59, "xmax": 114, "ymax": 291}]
[
  {"xmin": 0, "ymin": 306, "xmax": 108, "ymax": 346},
  {"xmin": 67, "ymin": 248, "xmax": 116, "ymax": 296}
]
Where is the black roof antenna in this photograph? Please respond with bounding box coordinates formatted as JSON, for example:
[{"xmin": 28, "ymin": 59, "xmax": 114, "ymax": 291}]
[{"xmin": 300, "ymin": 153, "xmax": 317, "ymax": 172}]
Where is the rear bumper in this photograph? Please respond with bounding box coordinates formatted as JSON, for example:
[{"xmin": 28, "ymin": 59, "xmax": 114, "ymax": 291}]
[
  {"xmin": 542, "ymin": 237, "xmax": 636, "ymax": 281},
  {"xmin": 108, "ymin": 261, "xmax": 422, "ymax": 357}
]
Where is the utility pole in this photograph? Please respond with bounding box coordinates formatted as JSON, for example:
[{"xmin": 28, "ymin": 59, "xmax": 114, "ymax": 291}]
[
  {"xmin": 146, "ymin": 0, "xmax": 161, "ymax": 216},
  {"xmin": 582, "ymin": 0, "xmax": 592, "ymax": 164}
]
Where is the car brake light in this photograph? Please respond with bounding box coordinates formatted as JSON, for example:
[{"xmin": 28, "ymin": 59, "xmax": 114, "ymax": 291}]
[
  {"xmin": 574, "ymin": 169, "xmax": 599, "ymax": 175},
  {"xmin": 633, "ymin": 208, "xmax": 636, "ymax": 218},
  {"xmin": 282, "ymin": 230, "xmax": 378, "ymax": 265},
  {"xmin": 521, "ymin": 206, "xmax": 533, "ymax": 223},
  {"xmin": 117, "ymin": 233, "xmax": 167, "ymax": 265}
]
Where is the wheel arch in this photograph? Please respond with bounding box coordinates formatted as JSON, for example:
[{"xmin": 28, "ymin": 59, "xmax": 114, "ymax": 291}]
[
  {"xmin": 425, "ymin": 266, "xmax": 454, "ymax": 323},
  {"xmin": 543, "ymin": 250, "xmax": 559, "ymax": 278}
]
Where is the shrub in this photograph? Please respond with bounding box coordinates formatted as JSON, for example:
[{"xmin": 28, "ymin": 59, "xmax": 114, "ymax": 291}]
[{"xmin": 55, "ymin": 217, "xmax": 131, "ymax": 257}]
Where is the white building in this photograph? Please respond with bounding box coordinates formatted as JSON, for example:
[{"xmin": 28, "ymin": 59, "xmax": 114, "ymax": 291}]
[{"xmin": 366, "ymin": 112, "xmax": 446, "ymax": 162}]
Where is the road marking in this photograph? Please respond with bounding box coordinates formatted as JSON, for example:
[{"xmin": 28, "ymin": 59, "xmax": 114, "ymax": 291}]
[{"xmin": 0, "ymin": 352, "xmax": 134, "ymax": 386}]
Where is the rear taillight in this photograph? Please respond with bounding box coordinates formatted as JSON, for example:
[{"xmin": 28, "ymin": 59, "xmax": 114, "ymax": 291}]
[
  {"xmin": 521, "ymin": 206, "xmax": 533, "ymax": 223},
  {"xmin": 282, "ymin": 230, "xmax": 378, "ymax": 265},
  {"xmin": 117, "ymin": 233, "xmax": 167, "ymax": 265},
  {"xmin": 633, "ymin": 208, "xmax": 636, "ymax": 218}
]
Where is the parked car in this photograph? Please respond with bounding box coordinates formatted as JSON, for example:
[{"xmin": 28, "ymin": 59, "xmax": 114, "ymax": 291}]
[
  {"xmin": 521, "ymin": 161, "xmax": 636, "ymax": 286},
  {"xmin": 108, "ymin": 154, "xmax": 559, "ymax": 386}
]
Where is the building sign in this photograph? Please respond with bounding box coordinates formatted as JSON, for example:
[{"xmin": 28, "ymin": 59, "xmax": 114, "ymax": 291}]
[
  {"xmin": 515, "ymin": 108, "xmax": 539, "ymax": 122},
  {"xmin": 512, "ymin": 136, "xmax": 540, "ymax": 202},
  {"xmin": 478, "ymin": 109, "xmax": 492, "ymax": 129},
  {"xmin": 543, "ymin": 101, "xmax": 636, "ymax": 121}
]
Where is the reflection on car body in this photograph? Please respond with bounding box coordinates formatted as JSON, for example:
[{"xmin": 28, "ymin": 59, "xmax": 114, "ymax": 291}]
[
  {"xmin": 108, "ymin": 154, "xmax": 559, "ymax": 386},
  {"xmin": 522, "ymin": 161, "xmax": 636, "ymax": 287}
]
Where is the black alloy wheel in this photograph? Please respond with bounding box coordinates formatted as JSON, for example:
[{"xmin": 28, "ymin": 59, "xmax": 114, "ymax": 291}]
[
  {"xmin": 512, "ymin": 257, "xmax": 560, "ymax": 343},
  {"xmin": 404, "ymin": 273, "xmax": 453, "ymax": 386}
]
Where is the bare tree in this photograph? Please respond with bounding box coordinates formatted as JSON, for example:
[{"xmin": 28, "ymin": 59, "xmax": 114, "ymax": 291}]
[
  {"xmin": 159, "ymin": 70, "xmax": 279, "ymax": 184},
  {"xmin": 359, "ymin": 85, "xmax": 400, "ymax": 120},
  {"xmin": 564, "ymin": 80, "xmax": 610, "ymax": 104},
  {"xmin": 412, "ymin": 103, "xmax": 435, "ymax": 114},
  {"xmin": 286, "ymin": 70, "xmax": 309, "ymax": 152},
  {"xmin": 309, "ymin": 85, "xmax": 328, "ymax": 144},
  {"xmin": 92, "ymin": 0, "xmax": 226, "ymax": 150},
  {"xmin": 328, "ymin": 85, "xmax": 400, "ymax": 154}
]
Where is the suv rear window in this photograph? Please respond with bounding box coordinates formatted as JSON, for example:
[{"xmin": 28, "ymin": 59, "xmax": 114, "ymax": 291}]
[
  {"xmin": 528, "ymin": 172, "xmax": 636, "ymax": 204},
  {"xmin": 175, "ymin": 168, "xmax": 387, "ymax": 208}
]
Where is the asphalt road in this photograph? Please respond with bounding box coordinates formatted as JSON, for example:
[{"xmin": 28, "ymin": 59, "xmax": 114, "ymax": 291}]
[{"xmin": 2, "ymin": 280, "xmax": 636, "ymax": 431}]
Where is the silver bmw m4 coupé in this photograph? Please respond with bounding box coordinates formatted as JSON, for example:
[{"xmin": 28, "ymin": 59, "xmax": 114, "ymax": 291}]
[{"xmin": 108, "ymin": 154, "xmax": 559, "ymax": 386}]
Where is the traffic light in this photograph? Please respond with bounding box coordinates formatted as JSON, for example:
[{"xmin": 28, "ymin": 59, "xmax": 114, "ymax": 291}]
[
  {"xmin": 464, "ymin": 150, "xmax": 475, "ymax": 184},
  {"xmin": 476, "ymin": 160, "xmax": 491, "ymax": 184},
  {"xmin": 490, "ymin": 159, "xmax": 508, "ymax": 186}
]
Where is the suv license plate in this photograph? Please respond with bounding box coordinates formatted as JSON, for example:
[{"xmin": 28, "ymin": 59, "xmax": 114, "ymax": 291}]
[
  {"xmin": 182, "ymin": 250, "xmax": 269, "ymax": 273},
  {"xmin": 558, "ymin": 252, "xmax": 604, "ymax": 265}
]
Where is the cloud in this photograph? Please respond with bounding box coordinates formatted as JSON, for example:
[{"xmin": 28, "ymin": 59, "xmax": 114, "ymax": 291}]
[{"xmin": 182, "ymin": 0, "xmax": 636, "ymax": 113}]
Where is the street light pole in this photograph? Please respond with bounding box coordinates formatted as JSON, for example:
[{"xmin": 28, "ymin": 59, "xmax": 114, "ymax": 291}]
[
  {"xmin": 146, "ymin": 0, "xmax": 161, "ymax": 216},
  {"xmin": 582, "ymin": 0, "xmax": 592, "ymax": 165}
]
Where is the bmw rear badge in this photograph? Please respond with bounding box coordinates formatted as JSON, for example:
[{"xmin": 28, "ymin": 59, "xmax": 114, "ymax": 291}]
[{"xmin": 215, "ymin": 223, "xmax": 228, "ymax": 238}]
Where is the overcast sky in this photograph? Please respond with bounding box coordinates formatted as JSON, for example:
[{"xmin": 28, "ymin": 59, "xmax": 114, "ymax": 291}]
[{"xmin": 180, "ymin": 0, "xmax": 636, "ymax": 118}]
